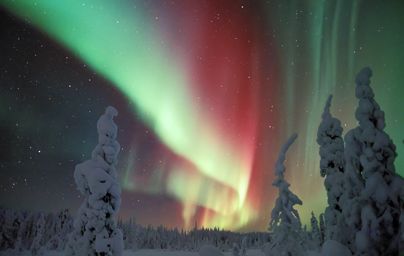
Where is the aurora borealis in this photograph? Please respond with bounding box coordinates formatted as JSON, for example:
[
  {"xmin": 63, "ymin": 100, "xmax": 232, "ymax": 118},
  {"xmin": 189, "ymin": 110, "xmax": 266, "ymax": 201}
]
[{"xmin": 0, "ymin": 0, "xmax": 403, "ymax": 232}]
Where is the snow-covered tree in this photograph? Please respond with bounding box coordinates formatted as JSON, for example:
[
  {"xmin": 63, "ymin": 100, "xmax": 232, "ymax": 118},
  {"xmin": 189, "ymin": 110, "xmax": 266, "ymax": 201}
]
[
  {"xmin": 240, "ymin": 236, "xmax": 247, "ymax": 256},
  {"xmin": 232, "ymin": 242, "xmax": 240, "ymax": 256},
  {"xmin": 14, "ymin": 211, "xmax": 28, "ymax": 252},
  {"xmin": 66, "ymin": 106, "xmax": 123, "ymax": 256},
  {"xmin": 0, "ymin": 209, "xmax": 19, "ymax": 250},
  {"xmin": 268, "ymin": 133, "xmax": 305, "ymax": 256},
  {"xmin": 122, "ymin": 217, "xmax": 137, "ymax": 250},
  {"xmin": 46, "ymin": 209, "xmax": 73, "ymax": 251},
  {"xmin": 31, "ymin": 212, "xmax": 46, "ymax": 255},
  {"xmin": 42, "ymin": 213, "xmax": 56, "ymax": 249},
  {"xmin": 318, "ymin": 213, "xmax": 325, "ymax": 244},
  {"xmin": 309, "ymin": 212, "xmax": 321, "ymax": 250},
  {"xmin": 316, "ymin": 95, "xmax": 346, "ymax": 243},
  {"xmin": 344, "ymin": 67, "xmax": 403, "ymax": 255}
]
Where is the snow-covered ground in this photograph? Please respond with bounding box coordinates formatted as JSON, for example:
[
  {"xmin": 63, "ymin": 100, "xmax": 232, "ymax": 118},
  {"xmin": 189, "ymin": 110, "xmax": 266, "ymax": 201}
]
[
  {"xmin": 125, "ymin": 249, "xmax": 264, "ymax": 256},
  {"xmin": 0, "ymin": 249, "xmax": 265, "ymax": 256}
]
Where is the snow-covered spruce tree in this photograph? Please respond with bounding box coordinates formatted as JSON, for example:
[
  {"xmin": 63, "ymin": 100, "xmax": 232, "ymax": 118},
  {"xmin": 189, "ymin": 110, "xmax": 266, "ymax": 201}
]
[
  {"xmin": 396, "ymin": 140, "xmax": 404, "ymax": 251},
  {"xmin": 344, "ymin": 67, "xmax": 403, "ymax": 255},
  {"xmin": 240, "ymin": 236, "xmax": 247, "ymax": 256},
  {"xmin": 318, "ymin": 213, "xmax": 325, "ymax": 244},
  {"xmin": 268, "ymin": 133, "xmax": 306, "ymax": 256},
  {"xmin": 122, "ymin": 217, "xmax": 137, "ymax": 250},
  {"xmin": 309, "ymin": 212, "xmax": 321, "ymax": 250},
  {"xmin": 0, "ymin": 209, "xmax": 18, "ymax": 250},
  {"xmin": 65, "ymin": 106, "xmax": 123, "ymax": 256},
  {"xmin": 43, "ymin": 213, "xmax": 56, "ymax": 249},
  {"xmin": 316, "ymin": 95, "xmax": 346, "ymax": 243},
  {"xmin": 232, "ymin": 242, "xmax": 240, "ymax": 256},
  {"xmin": 31, "ymin": 212, "xmax": 46, "ymax": 255},
  {"xmin": 46, "ymin": 209, "xmax": 73, "ymax": 251},
  {"xmin": 12, "ymin": 211, "xmax": 24, "ymax": 252},
  {"xmin": 14, "ymin": 211, "xmax": 29, "ymax": 252}
]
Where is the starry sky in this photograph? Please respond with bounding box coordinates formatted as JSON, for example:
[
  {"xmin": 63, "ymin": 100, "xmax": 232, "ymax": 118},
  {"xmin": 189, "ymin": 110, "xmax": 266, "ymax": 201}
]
[{"xmin": 0, "ymin": 0, "xmax": 403, "ymax": 232}]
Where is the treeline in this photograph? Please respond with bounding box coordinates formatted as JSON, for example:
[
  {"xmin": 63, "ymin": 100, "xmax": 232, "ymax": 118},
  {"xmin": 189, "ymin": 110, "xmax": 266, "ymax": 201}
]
[
  {"xmin": 0, "ymin": 207, "xmax": 72, "ymax": 254},
  {"xmin": 0, "ymin": 207, "xmax": 271, "ymax": 254},
  {"xmin": 119, "ymin": 219, "xmax": 270, "ymax": 251}
]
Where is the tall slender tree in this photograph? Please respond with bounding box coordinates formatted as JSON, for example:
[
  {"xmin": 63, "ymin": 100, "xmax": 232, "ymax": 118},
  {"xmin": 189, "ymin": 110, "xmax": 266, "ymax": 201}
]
[
  {"xmin": 344, "ymin": 67, "xmax": 403, "ymax": 255},
  {"xmin": 66, "ymin": 106, "xmax": 123, "ymax": 256},
  {"xmin": 316, "ymin": 95, "xmax": 346, "ymax": 243},
  {"xmin": 14, "ymin": 211, "xmax": 27, "ymax": 252},
  {"xmin": 318, "ymin": 213, "xmax": 325, "ymax": 244},
  {"xmin": 31, "ymin": 212, "xmax": 46, "ymax": 255},
  {"xmin": 309, "ymin": 212, "xmax": 321, "ymax": 250},
  {"xmin": 268, "ymin": 134, "xmax": 305, "ymax": 256}
]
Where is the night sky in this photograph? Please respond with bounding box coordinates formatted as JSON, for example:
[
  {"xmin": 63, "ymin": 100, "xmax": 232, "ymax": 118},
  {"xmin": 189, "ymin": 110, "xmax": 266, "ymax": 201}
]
[{"xmin": 0, "ymin": 0, "xmax": 403, "ymax": 232}]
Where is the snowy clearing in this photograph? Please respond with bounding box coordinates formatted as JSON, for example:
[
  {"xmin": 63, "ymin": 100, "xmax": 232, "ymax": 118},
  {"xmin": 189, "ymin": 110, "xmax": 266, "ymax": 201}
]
[
  {"xmin": 123, "ymin": 249, "xmax": 263, "ymax": 256},
  {"xmin": 0, "ymin": 249, "xmax": 265, "ymax": 256}
]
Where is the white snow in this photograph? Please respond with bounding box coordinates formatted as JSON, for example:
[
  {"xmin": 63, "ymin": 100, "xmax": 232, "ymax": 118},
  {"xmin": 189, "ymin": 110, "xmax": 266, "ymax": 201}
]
[
  {"xmin": 0, "ymin": 249, "xmax": 266, "ymax": 256},
  {"xmin": 320, "ymin": 240, "xmax": 351, "ymax": 256},
  {"xmin": 306, "ymin": 240, "xmax": 351, "ymax": 256},
  {"xmin": 198, "ymin": 245, "xmax": 224, "ymax": 256}
]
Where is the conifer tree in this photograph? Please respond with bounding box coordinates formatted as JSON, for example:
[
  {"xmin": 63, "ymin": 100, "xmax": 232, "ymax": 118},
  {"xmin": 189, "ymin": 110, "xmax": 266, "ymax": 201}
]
[
  {"xmin": 66, "ymin": 106, "xmax": 123, "ymax": 256},
  {"xmin": 309, "ymin": 212, "xmax": 321, "ymax": 250},
  {"xmin": 14, "ymin": 211, "xmax": 27, "ymax": 252},
  {"xmin": 268, "ymin": 134, "xmax": 305, "ymax": 256},
  {"xmin": 318, "ymin": 213, "xmax": 325, "ymax": 244},
  {"xmin": 344, "ymin": 67, "xmax": 403, "ymax": 255},
  {"xmin": 31, "ymin": 212, "xmax": 46, "ymax": 255},
  {"xmin": 316, "ymin": 95, "xmax": 346, "ymax": 243}
]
